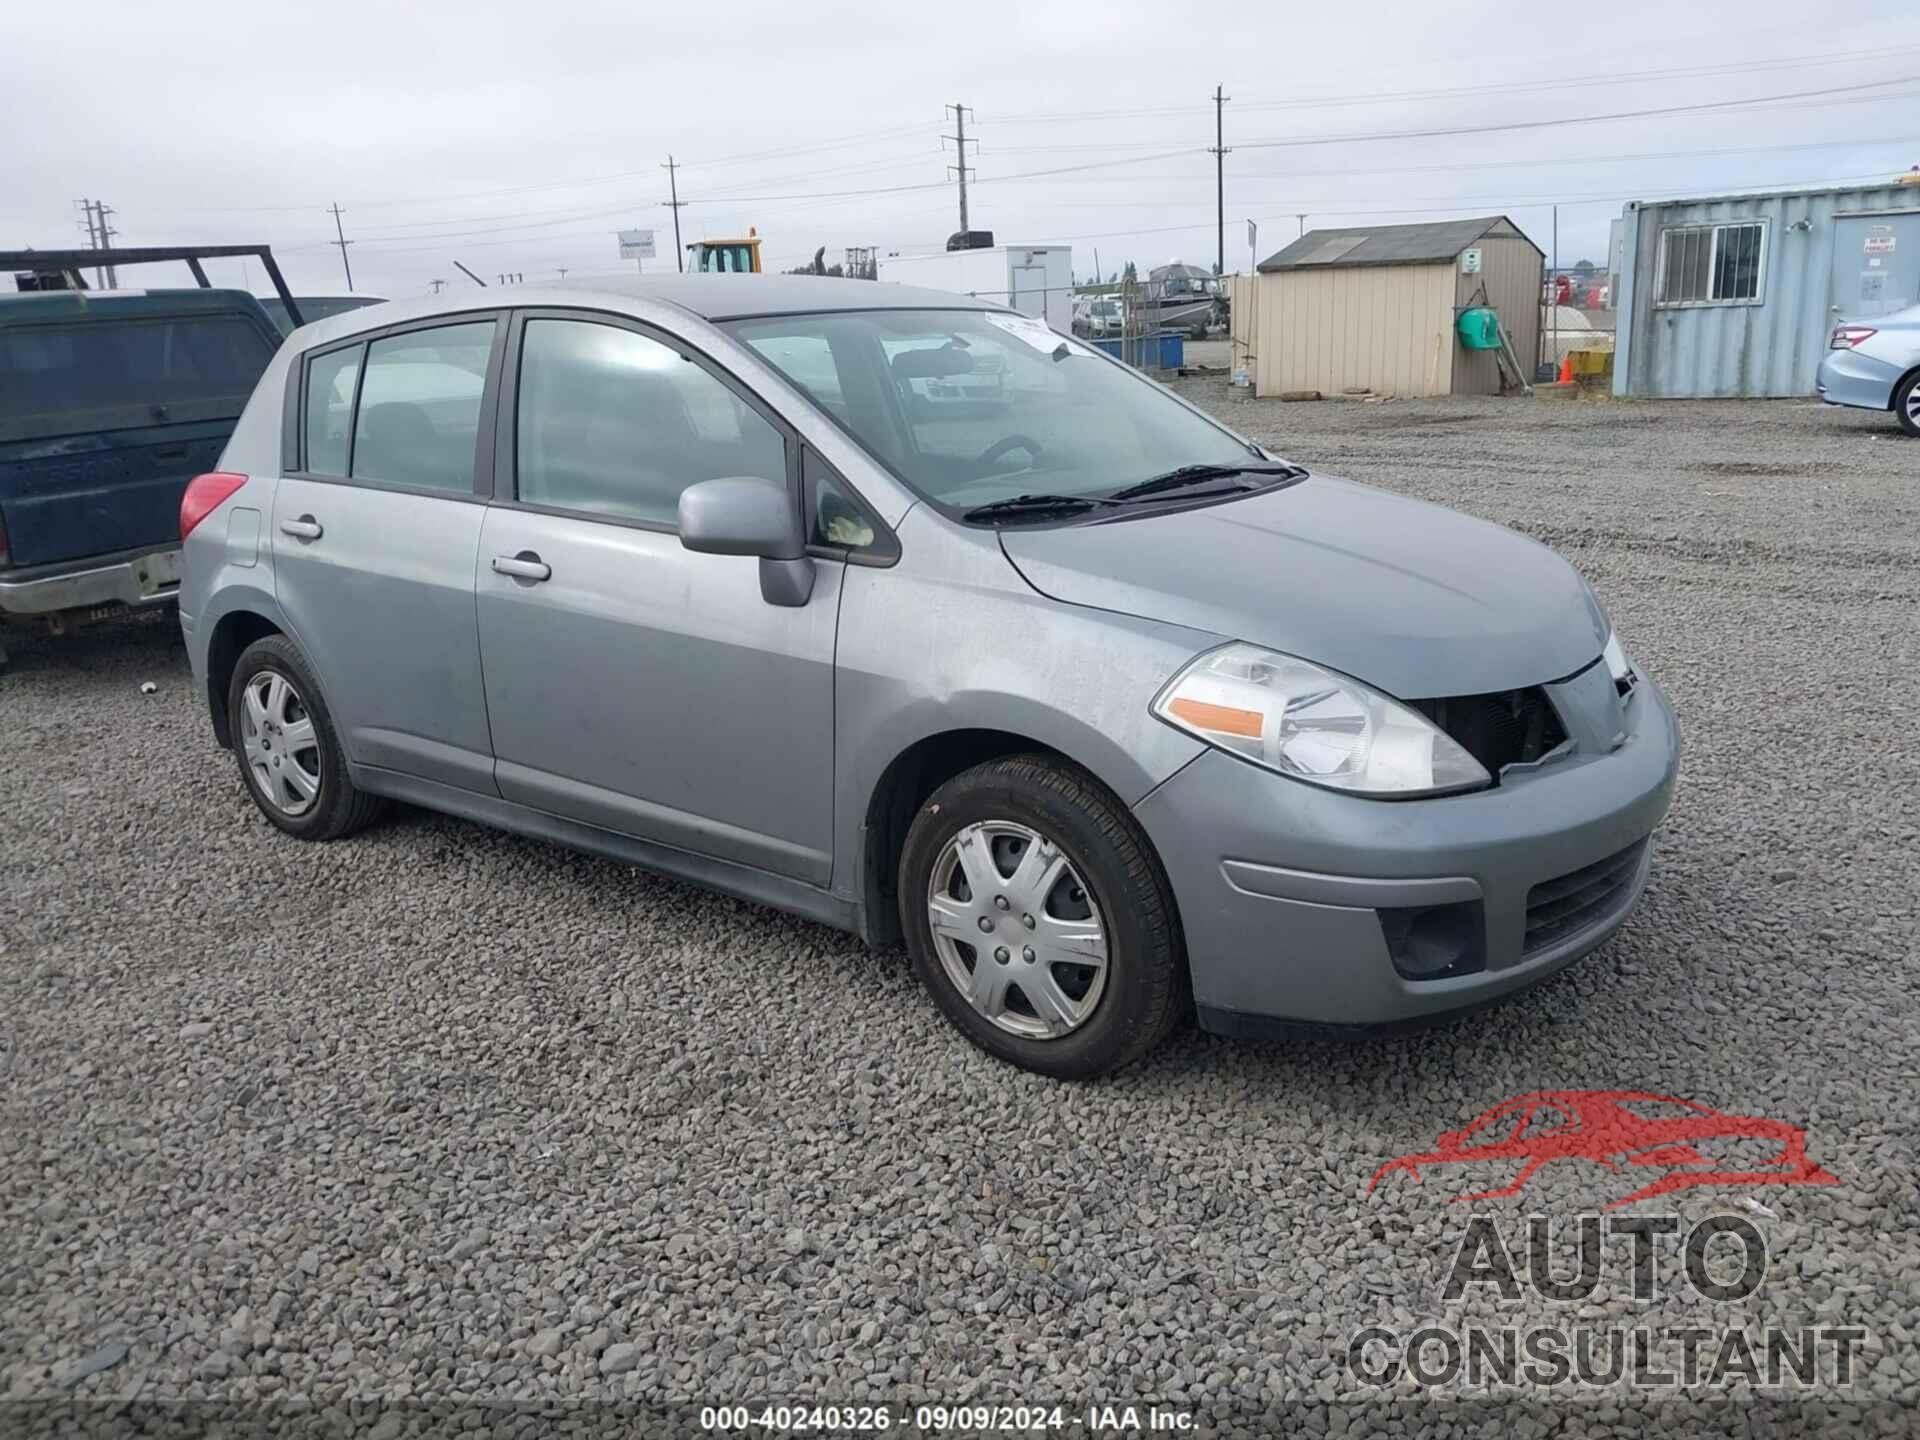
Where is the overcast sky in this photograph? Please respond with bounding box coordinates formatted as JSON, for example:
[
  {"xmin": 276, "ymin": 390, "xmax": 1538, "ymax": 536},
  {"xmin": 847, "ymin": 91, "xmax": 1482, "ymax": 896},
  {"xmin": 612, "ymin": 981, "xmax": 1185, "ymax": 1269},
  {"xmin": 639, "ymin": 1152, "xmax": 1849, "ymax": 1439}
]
[{"xmin": 5, "ymin": 2, "xmax": 1917, "ymax": 298}]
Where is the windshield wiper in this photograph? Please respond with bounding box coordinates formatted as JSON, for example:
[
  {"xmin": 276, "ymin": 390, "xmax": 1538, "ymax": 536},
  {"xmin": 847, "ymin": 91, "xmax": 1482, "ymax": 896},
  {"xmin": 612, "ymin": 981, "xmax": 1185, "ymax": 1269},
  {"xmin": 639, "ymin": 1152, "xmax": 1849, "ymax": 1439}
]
[
  {"xmin": 962, "ymin": 492, "xmax": 1123, "ymax": 524},
  {"xmin": 1107, "ymin": 461, "xmax": 1306, "ymax": 503}
]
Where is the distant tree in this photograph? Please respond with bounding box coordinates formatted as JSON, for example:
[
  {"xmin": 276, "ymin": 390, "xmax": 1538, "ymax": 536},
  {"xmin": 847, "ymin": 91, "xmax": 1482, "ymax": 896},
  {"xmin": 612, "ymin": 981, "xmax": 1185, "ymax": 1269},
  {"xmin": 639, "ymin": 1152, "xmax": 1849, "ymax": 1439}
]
[
  {"xmin": 1122, "ymin": 261, "xmax": 1138, "ymax": 283},
  {"xmin": 1573, "ymin": 258, "xmax": 1596, "ymax": 277},
  {"xmin": 786, "ymin": 246, "xmax": 834, "ymax": 277}
]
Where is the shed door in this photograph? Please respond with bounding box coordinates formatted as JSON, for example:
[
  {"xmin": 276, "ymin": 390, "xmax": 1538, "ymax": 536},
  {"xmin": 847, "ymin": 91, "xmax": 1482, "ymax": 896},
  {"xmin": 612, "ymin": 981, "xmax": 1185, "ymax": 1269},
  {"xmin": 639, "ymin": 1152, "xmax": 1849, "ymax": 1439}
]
[{"xmin": 1829, "ymin": 213, "xmax": 1920, "ymax": 323}]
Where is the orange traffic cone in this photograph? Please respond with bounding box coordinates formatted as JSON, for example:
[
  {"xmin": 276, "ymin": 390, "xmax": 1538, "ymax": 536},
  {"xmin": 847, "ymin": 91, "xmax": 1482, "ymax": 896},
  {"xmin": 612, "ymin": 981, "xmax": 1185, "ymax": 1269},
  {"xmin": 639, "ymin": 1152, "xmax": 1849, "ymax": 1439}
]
[{"xmin": 1558, "ymin": 353, "xmax": 1574, "ymax": 384}]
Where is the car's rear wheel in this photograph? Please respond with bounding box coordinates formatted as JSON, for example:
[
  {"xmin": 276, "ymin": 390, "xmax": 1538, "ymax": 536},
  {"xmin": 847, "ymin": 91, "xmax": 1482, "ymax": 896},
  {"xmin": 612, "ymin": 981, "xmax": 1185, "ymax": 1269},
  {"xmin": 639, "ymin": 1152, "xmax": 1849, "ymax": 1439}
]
[
  {"xmin": 899, "ymin": 754, "xmax": 1183, "ymax": 1079},
  {"xmin": 227, "ymin": 635, "xmax": 385, "ymax": 840},
  {"xmin": 1895, "ymin": 371, "xmax": 1920, "ymax": 437}
]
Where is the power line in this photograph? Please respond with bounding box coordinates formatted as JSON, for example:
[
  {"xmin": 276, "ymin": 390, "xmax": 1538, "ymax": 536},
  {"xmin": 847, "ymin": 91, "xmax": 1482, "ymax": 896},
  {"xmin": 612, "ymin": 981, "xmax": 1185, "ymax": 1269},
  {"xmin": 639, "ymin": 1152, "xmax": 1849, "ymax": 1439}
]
[
  {"xmin": 121, "ymin": 39, "xmax": 1920, "ymax": 227},
  {"xmin": 982, "ymin": 41, "xmax": 1920, "ymax": 124},
  {"xmin": 1234, "ymin": 74, "xmax": 1920, "ymax": 150},
  {"xmin": 1003, "ymin": 168, "xmax": 1906, "ymax": 250},
  {"xmin": 341, "ymin": 148, "xmax": 947, "ymax": 244},
  {"xmin": 1058, "ymin": 134, "xmax": 1920, "ymax": 190}
]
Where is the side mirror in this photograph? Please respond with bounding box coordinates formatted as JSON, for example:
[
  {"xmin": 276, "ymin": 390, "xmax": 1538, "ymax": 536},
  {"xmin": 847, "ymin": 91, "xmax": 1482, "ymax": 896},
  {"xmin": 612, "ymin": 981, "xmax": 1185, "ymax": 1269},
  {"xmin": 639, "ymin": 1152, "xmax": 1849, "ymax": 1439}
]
[{"xmin": 677, "ymin": 476, "xmax": 814, "ymax": 607}]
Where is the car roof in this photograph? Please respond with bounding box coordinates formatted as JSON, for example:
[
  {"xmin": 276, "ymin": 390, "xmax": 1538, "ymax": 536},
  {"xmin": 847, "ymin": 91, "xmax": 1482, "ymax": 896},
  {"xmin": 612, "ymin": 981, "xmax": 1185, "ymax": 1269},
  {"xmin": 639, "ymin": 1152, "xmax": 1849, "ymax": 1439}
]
[
  {"xmin": 287, "ymin": 275, "xmax": 1001, "ymax": 344},
  {"xmin": 0, "ymin": 287, "xmax": 276, "ymax": 324},
  {"xmin": 566, "ymin": 274, "xmax": 1003, "ymax": 320}
]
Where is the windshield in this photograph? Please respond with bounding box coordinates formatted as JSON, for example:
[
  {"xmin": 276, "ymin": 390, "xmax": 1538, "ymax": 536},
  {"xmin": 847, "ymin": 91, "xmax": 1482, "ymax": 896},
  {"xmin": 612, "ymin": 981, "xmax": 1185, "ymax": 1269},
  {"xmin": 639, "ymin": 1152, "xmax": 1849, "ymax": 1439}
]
[
  {"xmin": 725, "ymin": 308, "xmax": 1256, "ymax": 515},
  {"xmin": 0, "ymin": 315, "xmax": 274, "ymax": 428},
  {"xmin": 693, "ymin": 243, "xmax": 756, "ymax": 273}
]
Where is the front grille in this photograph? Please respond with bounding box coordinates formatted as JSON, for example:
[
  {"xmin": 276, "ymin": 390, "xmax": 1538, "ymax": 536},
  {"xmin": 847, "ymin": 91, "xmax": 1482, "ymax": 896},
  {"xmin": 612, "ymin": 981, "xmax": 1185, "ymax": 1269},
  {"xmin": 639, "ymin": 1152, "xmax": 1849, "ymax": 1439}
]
[
  {"xmin": 1408, "ymin": 687, "xmax": 1568, "ymax": 779},
  {"xmin": 1524, "ymin": 839, "xmax": 1648, "ymax": 954}
]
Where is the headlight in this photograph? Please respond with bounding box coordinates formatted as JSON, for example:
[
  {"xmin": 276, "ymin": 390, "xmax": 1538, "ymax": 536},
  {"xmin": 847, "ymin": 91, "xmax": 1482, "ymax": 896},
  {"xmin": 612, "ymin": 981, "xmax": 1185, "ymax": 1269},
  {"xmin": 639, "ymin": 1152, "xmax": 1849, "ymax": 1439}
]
[
  {"xmin": 1602, "ymin": 632, "xmax": 1629, "ymax": 684},
  {"xmin": 1151, "ymin": 643, "xmax": 1491, "ymax": 797},
  {"xmin": 1602, "ymin": 631, "xmax": 1636, "ymax": 694}
]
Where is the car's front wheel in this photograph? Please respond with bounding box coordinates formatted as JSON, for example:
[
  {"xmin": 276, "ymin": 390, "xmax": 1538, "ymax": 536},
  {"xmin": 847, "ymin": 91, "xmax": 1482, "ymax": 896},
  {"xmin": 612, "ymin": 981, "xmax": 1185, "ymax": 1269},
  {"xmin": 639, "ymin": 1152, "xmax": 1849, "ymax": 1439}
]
[
  {"xmin": 899, "ymin": 755, "xmax": 1184, "ymax": 1078},
  {"xmin": 227, "ymin": 634, "xmax": 385, "ymax": 841},
  {"xmin": 1896, "ymin": 370, "xmax": 1920, "ymax": 437}
]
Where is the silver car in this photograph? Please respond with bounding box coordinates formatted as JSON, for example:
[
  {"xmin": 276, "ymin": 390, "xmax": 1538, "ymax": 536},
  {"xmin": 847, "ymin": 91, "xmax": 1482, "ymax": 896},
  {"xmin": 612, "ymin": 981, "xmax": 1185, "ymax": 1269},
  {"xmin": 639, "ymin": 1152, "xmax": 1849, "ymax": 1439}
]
[
  {"xmin": 180, "ymin": 277, "xmax": 1678, "ymax": 1078},
  {"xmin": 1817, "ymin": 302, "xmax": 1920, "ymax": 436}
]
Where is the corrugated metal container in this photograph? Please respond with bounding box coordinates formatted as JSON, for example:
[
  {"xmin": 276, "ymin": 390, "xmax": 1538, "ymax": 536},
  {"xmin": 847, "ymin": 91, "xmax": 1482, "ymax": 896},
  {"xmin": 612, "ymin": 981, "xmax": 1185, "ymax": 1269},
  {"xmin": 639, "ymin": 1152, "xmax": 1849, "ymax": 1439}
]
[{"xmin": 1614, "ymin": 183, "xmax": 1920, "ymax": 398}]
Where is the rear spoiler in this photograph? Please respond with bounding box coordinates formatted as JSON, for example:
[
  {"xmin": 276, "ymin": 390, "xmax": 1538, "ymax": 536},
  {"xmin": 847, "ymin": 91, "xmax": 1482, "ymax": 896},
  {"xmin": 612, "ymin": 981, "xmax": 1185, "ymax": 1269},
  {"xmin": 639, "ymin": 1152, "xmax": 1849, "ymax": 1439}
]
[{"xmin": 0, "ymin": 244, "xmax": 303, "ymax": 327}]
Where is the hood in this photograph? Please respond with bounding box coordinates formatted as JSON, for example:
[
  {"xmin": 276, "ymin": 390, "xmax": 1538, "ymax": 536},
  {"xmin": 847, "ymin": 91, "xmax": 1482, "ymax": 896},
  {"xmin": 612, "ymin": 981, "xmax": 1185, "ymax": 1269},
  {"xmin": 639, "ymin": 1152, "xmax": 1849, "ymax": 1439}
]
[{"xmin": 998, "ymin": 474, "xmax": 1607, "ymax": 698}]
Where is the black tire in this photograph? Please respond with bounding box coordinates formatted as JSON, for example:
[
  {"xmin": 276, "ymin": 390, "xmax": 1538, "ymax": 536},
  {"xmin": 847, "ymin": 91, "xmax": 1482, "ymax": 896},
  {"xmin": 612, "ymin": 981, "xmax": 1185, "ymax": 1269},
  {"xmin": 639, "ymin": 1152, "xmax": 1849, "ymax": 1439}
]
[
  {"xmin": 226, "ymin": 634, "xmax": 385, "ymax": 841},
  {"xmin": 1895, "ymin": 371, "xmax": 1920, "ymax": 438},
  {"xmin": 898, "ymin": 754, "xmax": 1183, "ymax": 1079}
]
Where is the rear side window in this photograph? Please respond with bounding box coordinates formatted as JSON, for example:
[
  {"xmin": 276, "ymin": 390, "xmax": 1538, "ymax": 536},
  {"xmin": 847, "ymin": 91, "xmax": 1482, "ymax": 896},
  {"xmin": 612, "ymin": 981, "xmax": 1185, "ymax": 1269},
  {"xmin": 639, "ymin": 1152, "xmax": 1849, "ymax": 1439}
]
[
  {"xmin": 303, "ymin": 345, "xmax": 362, "ymax": 476},
  {"xmin": 514, "ymin": 317, "xmax": 786, "ymax": 527},
  {"xmin": 349, "ymin": 321, "xmax": 494, "ymax": 493},
  {"xmin": 0, "ymin": 315, "xmax": 274, "ymax": 426}
]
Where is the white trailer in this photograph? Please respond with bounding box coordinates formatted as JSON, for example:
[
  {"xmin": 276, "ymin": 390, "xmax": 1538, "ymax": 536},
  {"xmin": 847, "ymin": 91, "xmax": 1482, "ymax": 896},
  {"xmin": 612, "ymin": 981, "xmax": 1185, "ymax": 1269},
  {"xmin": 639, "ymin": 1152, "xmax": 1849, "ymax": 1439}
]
[{"xmin": 877, "ymin": 246, "xmax": 1074, "ymax": 333}]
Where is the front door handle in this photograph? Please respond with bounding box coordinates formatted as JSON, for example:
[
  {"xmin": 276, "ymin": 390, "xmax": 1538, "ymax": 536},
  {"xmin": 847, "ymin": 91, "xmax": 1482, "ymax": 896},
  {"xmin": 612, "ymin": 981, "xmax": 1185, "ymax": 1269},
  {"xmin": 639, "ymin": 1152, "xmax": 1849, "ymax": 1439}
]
[
  {"xmin": 279, "ymin": 515, "xmax": 323, "ymax": 540},
  {"xmin": 491, "ymin": 552, "xmax": 551, "ymax": 582}
]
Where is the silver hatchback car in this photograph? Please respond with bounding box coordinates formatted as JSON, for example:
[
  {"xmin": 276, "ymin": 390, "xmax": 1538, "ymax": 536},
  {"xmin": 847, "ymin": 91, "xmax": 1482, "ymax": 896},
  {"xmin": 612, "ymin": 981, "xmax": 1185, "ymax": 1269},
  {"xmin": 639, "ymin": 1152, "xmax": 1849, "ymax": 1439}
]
[{"xmin": 181, "ymin": 277, "xmax": 1678, "ymax": 1078}]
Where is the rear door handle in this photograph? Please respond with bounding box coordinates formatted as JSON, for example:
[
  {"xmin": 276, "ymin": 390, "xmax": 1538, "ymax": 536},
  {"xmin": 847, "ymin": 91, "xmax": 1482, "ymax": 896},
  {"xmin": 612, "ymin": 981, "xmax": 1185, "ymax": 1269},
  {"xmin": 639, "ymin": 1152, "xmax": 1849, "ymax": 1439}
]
[
  {"xmin": 279, "ymin": 516, "xmax": 323, "ymax": 540},
  {"xmin": 491, "ymin": 553, "xmax": 551, "ymax": 582}
]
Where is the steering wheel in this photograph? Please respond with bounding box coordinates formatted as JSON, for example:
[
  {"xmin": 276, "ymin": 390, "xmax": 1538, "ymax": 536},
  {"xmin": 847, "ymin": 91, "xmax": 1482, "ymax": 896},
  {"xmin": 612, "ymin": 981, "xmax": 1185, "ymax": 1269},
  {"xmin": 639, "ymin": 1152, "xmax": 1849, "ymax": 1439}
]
[{"xmin": 976, "ymin": 434, "xmax": 1046, "ymax": 470}]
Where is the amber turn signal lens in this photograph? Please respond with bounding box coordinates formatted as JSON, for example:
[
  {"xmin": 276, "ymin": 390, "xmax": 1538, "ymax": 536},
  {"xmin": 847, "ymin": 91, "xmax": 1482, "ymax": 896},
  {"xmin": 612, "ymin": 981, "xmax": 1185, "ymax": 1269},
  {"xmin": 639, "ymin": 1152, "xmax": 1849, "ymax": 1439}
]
[{"xmin": 1166, "ymin": 696, "xmax": 1263, "ymax": 738}]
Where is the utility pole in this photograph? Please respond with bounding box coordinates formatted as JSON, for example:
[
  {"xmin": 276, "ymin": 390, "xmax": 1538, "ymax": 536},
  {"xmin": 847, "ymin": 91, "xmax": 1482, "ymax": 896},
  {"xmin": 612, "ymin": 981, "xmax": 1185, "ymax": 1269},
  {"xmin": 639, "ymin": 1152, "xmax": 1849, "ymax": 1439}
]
[
  {"xmin": 327, "ymin": 203, "xmax": 354, "ymax": 291},
  {"xmin": 429, "ymin": 279, "xmax": 446, "ymax": 294},
  {"xmin": 1209, "ymin": 86, "xmax": 1230, "ymax": 276},
  {"xmin": 77, "ymin": 200, "xmax": 119, "ymax": 287},
  {"xmin": 76, "ymin": 199, "xmax": 102, "ymax": 287},
  {"xmin": 662, "ymin": 156, "xmax": 686, "ymax": 273},
  {"xmin": 943, "ymin": 103, "xmax": 976, "ymax": 235},
  {"xmin": 96, "ymin": 202, "xmax": 118, "ymax": 286}
]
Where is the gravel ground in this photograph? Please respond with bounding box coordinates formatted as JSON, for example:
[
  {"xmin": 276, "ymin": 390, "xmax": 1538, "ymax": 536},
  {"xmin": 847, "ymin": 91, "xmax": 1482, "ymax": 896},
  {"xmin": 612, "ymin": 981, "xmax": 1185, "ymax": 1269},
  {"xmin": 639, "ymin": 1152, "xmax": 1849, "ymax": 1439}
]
[{"xmin": 2, "ymin": 391, "xmax": 1917, "ymax": 1436}]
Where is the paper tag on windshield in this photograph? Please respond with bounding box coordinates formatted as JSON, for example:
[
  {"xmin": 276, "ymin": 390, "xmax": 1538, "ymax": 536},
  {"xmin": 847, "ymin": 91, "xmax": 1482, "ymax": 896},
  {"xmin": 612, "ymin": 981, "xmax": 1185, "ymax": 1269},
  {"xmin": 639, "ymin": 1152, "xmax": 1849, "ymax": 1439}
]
[{"xmin": 984, "ymin": 312, "xmax": 1089, "ymax": 357}]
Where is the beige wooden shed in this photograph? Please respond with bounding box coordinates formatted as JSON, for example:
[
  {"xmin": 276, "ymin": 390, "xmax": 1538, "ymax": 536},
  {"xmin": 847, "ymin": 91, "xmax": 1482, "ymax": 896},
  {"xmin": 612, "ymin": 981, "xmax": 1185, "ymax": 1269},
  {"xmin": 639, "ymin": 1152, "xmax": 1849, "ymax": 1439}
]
[{"xmin": 1233, "ymin": 216, "xmax": 1542, "ymax": 399}]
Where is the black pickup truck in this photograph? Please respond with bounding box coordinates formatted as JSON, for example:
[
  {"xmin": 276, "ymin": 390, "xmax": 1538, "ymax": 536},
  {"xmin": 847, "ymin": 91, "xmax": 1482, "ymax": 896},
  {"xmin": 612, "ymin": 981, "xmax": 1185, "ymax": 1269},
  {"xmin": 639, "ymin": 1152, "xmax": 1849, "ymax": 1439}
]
[{"xmin": 0, "ymin": 248, "xmax": 294, "ymax": 666}]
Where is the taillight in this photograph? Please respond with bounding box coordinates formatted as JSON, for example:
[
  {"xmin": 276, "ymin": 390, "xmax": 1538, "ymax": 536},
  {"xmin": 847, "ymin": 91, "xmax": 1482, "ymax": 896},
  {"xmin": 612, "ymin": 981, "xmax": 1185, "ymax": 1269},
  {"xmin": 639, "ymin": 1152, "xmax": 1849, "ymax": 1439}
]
[
  {"xmin": 181, "ymin": 472, "xmax": 248, "ymax": 540},
  {"xmin": 1831, "ymin": 325, "xmax": 1877, "ymax": 350}
]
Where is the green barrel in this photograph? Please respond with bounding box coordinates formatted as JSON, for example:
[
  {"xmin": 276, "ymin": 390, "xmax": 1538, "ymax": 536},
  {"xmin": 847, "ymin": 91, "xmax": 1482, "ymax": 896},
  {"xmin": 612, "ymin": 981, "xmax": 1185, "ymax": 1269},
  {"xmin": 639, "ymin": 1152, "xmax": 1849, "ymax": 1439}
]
[{"xmin": 1456, "ymin": 306, "xmax": 1503, "ymax": 350}]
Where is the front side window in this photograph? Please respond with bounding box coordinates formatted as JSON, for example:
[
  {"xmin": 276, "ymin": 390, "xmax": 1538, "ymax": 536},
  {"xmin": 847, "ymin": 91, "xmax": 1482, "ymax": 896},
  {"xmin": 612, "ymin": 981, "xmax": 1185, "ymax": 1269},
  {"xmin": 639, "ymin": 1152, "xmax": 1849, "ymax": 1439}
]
[
  {"xmin": 303, "ymin": 344, "xmax": 361, "ymax": 476},
  {"xmin": 1657, "ymin": 222, "xmax": 1765, "ymax": 306},
  {"xmin": 515, "ymin": 317, "xmax": 786, "ymax": 527},
  {"xmin": 349, "ymin": 321, "xmax": 494, "ymax": 492},
  {"xmin": 727, "ymin": 308, "xmax": 1256, "ymax": 516}
]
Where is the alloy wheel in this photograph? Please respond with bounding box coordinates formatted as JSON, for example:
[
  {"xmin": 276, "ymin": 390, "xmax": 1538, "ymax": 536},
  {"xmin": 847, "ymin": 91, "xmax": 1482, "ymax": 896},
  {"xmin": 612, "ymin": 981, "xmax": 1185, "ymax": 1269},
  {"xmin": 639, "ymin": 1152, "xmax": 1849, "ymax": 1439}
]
[
  {"xmin": 925, "ymin": 819, "xmax": 1109, "ymax": 1040},
  {"xmin": 239, "ymin": 670, "xmax": 322, "ymax": 816}
]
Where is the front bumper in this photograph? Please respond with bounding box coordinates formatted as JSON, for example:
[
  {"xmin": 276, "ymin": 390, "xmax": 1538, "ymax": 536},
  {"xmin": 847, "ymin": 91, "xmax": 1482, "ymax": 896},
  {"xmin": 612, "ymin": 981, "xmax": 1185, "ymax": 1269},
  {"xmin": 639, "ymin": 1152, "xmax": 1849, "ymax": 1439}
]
[
  {"xmin": 1815, "ymin": 348, "xmax": 1899, "ymax": 412},
  {"xmin": 0, "ymin": 545, "xmax": 182, "ymax": 619},
  {"xmin": 1133, "ymin": 674, "xmax": 1679, "ymax": 1032}
]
